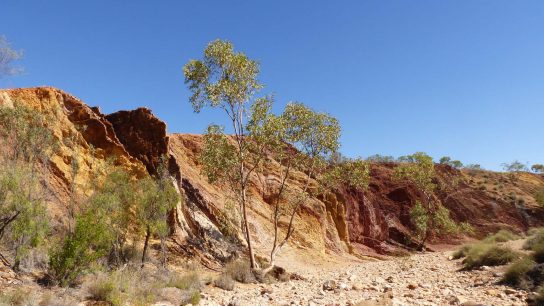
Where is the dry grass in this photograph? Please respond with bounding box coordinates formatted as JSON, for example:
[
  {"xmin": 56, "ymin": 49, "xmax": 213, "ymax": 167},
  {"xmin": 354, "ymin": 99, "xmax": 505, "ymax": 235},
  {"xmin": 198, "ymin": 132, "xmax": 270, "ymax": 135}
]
[
  {"xmin": 451, "ymin": 244, "xmax": 473, "ymax": 259},
  {"xmin": 502, "ymin": 256, "xmax": 535, "ymax": 288},
  {"xmin": 483, "ymin": 229, "xmax": 520, "ymax": 243},
  {"xmin": 223, "ymin": 260, "xmax": 256, "ymax": 283},
  {"xmin": 86, "ymin": 267, "xmax": 201, "ymax": 306},
  {"xmin": 461, "ymin": 243, "xmax": 518, "ymax": 270},
  {"xmin": 524, "ymin": 228, "xmax": 544, "ymax": 250},
  {"xmin": 0, "ymin": 288, "xmax": 38, "ymax": 306},
  {"xmin": 214, "ymin": 273, "xmax": 235, "ymax": 291}
]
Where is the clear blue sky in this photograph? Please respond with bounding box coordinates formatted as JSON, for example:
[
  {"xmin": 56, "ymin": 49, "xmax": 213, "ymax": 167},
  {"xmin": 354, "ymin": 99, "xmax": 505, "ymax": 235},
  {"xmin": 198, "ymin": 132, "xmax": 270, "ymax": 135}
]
[{"xmin": 1, "ymin": 1, "xmax": 543, "ymax": 170}]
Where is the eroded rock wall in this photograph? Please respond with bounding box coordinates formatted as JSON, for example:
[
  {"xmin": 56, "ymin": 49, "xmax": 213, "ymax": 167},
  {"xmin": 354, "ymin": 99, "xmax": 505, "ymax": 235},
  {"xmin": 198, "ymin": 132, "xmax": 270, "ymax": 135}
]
[{"xmin": 1, "ymin": 86, "xmax": 543, "ymax": 263}]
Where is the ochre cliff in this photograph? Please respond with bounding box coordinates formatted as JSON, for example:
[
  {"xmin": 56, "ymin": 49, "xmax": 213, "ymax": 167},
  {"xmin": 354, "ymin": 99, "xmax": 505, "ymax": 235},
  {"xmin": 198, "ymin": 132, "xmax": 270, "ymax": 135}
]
[{"xmin": 1, "ymin": 87, "xmax": 543, "ymax": 266}]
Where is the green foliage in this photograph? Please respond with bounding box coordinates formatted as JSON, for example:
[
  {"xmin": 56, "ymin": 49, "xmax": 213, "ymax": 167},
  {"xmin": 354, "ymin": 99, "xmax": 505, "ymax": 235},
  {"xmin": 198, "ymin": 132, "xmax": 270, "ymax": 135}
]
[
  {"xmin": 459, "ymin": 222, "xmax": 475, "ymax": 235},
  {"xmin": 0, "ymin": 35, "xmax": 23, "ymax": 78},
  {"xmin": 524, "ymin": 228, "xmax": 544, "ymax": 250},
  {"xmin": 200, "ymin": 125, "xmax": 238, "ymax": 185},
  {"xmin": 166, "ymin": 271, "xmax": 200, "ymax": 290},
  {"xmin": 532, "ymin": 243, "xmax": 544, "ymax": 263},
  {"xmin": 137, "ymin": 161, "xmax": 179, "ymax": 236},
  {"xmin": 86, "ymin": 268, "xmax": 196, "ymax": 306},
  {"xmin": 439, "ymin": 156, "xmax": 463, "ymax": 169},
  {"xmin": 395, "ymin": 152, "xmax": 463, "ymax": 246},
  {"xmin": 0, "ymin": 164, "xmax": 49, "ymax": 264},
  {"xmin": 184, "ymin": 39, "xmax": 262, "ymax": 113},
  {"xmin": 502, "ymin": 256, "xmax": 535, "ymax": 287},
  {"xmin": 0, "ymin": 105, "xmax": 56, "ymax": 164},
  {"xmin": 394, "ymin": 152, "xmax": 436, "ymax": 195},
  {"xmin": 464, "ymin": 164, "xmax": 482, "ymax": 170},
  {"xmin": 49, "ymin": 211, "xmax": 113, "ymax": 287},
  {"xmin": 409, "ymin": 201, "xmax": 429, "ymax": 240},
  {"xmin": 433, "ymin": 204, "xmax": 459, "ymax": 235},
  {"xmin": 0, "ymin": 105, "xmax": 55, "ymax": 268},
  {"xmin": 452, "ymin": 244, "xmax": 473, "ymax": 259},
  {"xmin": 323, "ymin": 158, "xmax": 370, "ymax": 190},
  {"xmin": 281, "ymin": 102, "xmax": 340, "ymax": 161},
  {"xmin": 366, "ymin": 154, "xmax": 395, "ymax": 163},
  {"xmin": 0, "ymin": 288, "xmax": 36, "ymax": 306},
  {"xmin": 483, "ymin": 229, "xmax": 520, "ymax": 243},
  {"xmin": 502, "ymin": 160, "xmax": 529, "ymax": 172},
  {"xmin": 185, "ymin": 40, "xmax": 343, "ymax": 269},
  {"xmin": 532, "ymin": 164, "xmax": 544, "ymax": 174},
  {"xmin": 462, "ymin": 243, "xmax": 518, "ymax": 270}
]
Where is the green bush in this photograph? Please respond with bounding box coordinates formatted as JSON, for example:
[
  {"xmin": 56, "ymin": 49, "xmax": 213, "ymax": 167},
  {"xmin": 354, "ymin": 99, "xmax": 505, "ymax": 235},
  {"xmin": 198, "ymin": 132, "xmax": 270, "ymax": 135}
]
[
  {"xmin": 87, "ymin": 274, "xmax": 117, "ymax": 303},
  {"xmin": 462, "ymin": 243, "xmax": 518, "ymax": 270},
  {"xmin": 186, "ymin": 290, "xmax": 201, "ymax": 305},
  {"xmin": 502, "ymin": 256, "xmax": 535, "ymax": 287},
  {"xmin": 49, "ymin": 212, "xmax": 113, "ymax": 287},
  {"xmin": 452, "ymin": 244, "xmax": 473, "ymax": 259},
  {"xmin": 0, "ymin": 288, "xmax": 37, "ymax": 306},
  {"xmin": 533, "ymin": 243, "xmax": 544, "ymax": 264},
  {"xmin": 524, "ymin": 228, "xmax": 544, "ymax": 251},
  {"xmin": 166, "ymin": 271, "xmax": 200, "ymax": 290},
  {"xmin": 86, "ymin": 268, "xmax": 171, "ymax": 306},
  {"xmin": 483, "ymin": 229, "xmax": 519, "ymax": 243}
]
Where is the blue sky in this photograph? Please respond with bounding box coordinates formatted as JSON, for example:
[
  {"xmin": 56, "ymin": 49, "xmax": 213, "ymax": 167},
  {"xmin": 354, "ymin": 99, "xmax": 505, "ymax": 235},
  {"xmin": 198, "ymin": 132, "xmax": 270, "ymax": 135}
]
[{"xmin": 1, "ymin": 1, "xmax": 542, "ymax": 170}]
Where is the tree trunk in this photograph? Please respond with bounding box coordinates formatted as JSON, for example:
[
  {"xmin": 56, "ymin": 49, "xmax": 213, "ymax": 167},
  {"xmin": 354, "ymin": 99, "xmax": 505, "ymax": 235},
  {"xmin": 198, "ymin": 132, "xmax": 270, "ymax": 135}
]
[
  {"xmin": 241, "ymin": 187, "xmax": 257, "ymax": 269},
  {"xmin": 418, "ymin": 230, "xmax": 429, "ymax": 251},
  {"xmin": 141, "ymin": 226, "xmax": 151, "ymax": 268}
]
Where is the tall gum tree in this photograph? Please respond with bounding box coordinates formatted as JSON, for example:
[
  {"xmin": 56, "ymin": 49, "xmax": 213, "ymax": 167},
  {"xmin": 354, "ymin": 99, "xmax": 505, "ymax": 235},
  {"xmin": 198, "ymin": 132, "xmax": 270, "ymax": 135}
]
[
  {"xmin": 184, "ymin": 40, "xmax": 353, "ymax": 271},
  {"xmin": 184, "ymin": 39, "xmax": 263, "ymax": 268}
]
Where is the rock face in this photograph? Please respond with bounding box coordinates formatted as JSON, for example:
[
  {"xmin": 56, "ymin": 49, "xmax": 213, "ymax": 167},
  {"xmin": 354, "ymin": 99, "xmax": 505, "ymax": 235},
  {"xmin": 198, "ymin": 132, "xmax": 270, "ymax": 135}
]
[
  {"xmin": 1, "ymin": 87, "xmax": 543, "ymax": 264},
  {"xmin": 106, "ymin": 108, "xmax": 169, "ymax": 175}
]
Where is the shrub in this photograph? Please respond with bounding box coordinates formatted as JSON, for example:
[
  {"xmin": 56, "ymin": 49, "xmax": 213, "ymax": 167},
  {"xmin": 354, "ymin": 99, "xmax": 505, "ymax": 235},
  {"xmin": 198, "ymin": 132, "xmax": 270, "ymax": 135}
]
[
  {"xmin": 462, "ymin": 243, "xmax": 518, "ymax": 270},
  {"xmin": 87, "ymin": 274, "xmax": 117, "ymax": 302},
  {"xmin": 86, "ymin": 269, "xmax": 160, "ymax": 306},
  {"xmin": 533, "ymin": 243, "xmax": 544, "ymax": 264},
  {"xmin": 166, "ymin": 271, "xmax": 200, "ymax": 290},
  {"xmin": 49, "ymin": 212, "xmax": 113, "ymax": 287},
  {"xmin": 452, "ymin": 244, "xmax": 473, "ymax": 259},
  {"xmin": 0, "ymin": 288, "xmax": 37, "ymax": 306},
  {"xmin": 484, "ymin": 229, "xmax": 519, "ymax": 243},
  {"xmin": 86, "ymin": 268, "xmax": 203, "ymax": 306},
  {"xmin": 525, "ymin": 229, "xmax": 544, "ymax": 251},
  {"xmin": 502, "ymin": 256, "xmax": 535, "ymax": 287},
  {"xmin": 186, "ymin": 290, "xmax": 201, "ymax": 305},
  {"xmin": 535, "ymin": 190, "xmax": 544, "ymax": 207},
  {"xmin": 214, "ymin": 274, "xmax": 235, "ymax": 291},
  {"xmin": 224, "ymin": 260, "xmax": 256, "ymax": 283},
  {"xmin": 459, "ymin": 222, "xmax": 475, "ymax": 236}
]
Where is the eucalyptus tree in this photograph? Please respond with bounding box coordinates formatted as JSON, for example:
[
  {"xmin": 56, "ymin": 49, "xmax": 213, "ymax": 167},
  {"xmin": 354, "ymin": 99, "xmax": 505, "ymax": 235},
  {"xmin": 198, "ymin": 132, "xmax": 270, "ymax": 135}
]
[
  {"xmin": 502, "ymin": 160, "xmax": 528, "ymax": 173},
  {"xmin": 137, "ymin": 159, "xmax": 180, "ymax": 267},
  {"xmin": 0, "ymin": 36, "xmax": 23, "ymax": 78},
  {"xmin": 184, "ymin": 40, "xmax": 348, "ymax": 271},
  {"xmin": 394, "ymin": 152, "xmax": 458, "ymax": 249},
  {"xmin": 532, "ymin": 164, "xmax": 544, "ymax": 174},
  {"xmin": 0, "ymin": 105, "xmax": 55, "ymax": 269},
  {"xmin": 439, "ymin": 156, "xmax": 463, "ymax": 169},
  {"xmin": 184, "ymin": 39, "xmax": 265, "ymax": 268},
  {"xmin": 261, "ymin": 102, "xmax": 342, "ymax": 274}
]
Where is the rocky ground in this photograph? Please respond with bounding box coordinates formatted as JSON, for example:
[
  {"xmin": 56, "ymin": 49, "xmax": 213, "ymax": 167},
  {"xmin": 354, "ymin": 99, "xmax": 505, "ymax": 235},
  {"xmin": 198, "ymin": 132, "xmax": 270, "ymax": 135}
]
[{"xmin": 200, "ymin": 246, "xmax": 529, "ymax": 306}]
